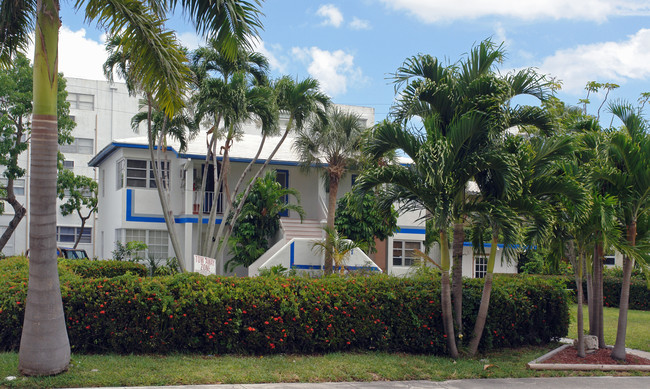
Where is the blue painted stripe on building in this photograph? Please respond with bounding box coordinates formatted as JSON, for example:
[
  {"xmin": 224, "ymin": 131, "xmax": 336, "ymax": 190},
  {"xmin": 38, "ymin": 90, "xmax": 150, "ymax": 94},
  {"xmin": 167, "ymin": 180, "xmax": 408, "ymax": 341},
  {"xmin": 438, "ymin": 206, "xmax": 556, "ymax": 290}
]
[
  {"xmin": 396, "ymin": 227, "xmax": 426, "ymax": 234},
  {"xmin": 290, "ymin": 242, "xmax": 295, "ymax": 268},
  {"xmin": 126, "ymin": 189, "xmax": 223, "ymax": 224}
]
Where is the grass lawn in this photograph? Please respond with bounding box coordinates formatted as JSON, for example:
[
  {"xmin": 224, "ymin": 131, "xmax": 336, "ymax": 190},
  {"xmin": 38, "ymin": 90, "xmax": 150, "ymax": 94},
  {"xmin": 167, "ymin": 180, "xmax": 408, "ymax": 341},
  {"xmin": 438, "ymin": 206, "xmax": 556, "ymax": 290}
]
[
  {"xmin": 568, "ymin": 304, "xmax": 650, "ymax": 352},
  {"xmin": 1, "ymin": 305, "xmax": 648, "ymax": 388}
]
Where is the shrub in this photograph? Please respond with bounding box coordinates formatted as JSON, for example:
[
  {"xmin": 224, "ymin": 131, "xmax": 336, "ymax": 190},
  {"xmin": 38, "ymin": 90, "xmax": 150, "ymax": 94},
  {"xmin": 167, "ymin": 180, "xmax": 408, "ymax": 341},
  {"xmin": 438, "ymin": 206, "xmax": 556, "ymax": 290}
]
[
  {"xmin": 60, "ymin": 259, "xmax": 148, "ymax": 278},
  {"xmin": 0, "ymin": 257, "xmax": 569, "ymax": 355},
  {"xmin": 564, "ymin": 275, "xmax": 650, "ymax": 311}
]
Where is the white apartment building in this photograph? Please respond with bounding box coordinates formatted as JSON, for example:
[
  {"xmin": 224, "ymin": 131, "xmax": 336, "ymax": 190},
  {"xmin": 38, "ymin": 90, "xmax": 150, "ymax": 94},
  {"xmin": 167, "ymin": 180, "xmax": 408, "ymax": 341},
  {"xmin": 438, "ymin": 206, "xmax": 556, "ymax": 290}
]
[
  {"xmin": 2, "ymin": 77, "xmax": 524, "ymax": 277},
  {"xmin": 1, "ymin": 77, "xmax": 142, "ymax": 258}
]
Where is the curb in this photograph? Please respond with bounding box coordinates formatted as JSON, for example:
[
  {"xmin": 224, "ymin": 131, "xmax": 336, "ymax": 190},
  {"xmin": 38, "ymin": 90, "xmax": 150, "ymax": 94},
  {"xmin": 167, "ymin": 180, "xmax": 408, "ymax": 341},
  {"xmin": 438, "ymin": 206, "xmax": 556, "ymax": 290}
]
[{"xmin": 527, "ymin": 343, "xmax": 650, "ymax": 371}]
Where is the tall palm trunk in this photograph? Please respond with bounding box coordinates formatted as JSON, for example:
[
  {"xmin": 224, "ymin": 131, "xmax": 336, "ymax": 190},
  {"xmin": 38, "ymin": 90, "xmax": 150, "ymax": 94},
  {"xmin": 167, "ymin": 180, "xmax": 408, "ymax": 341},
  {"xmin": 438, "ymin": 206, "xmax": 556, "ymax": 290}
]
[
  {"xmin": 440, "ymin": 230, "xmax": 459, "ymax": 358},
  {"xmin": 451, "ymin": 219, "xmax": 464, "ymax": 334},
  {"xmin": 468, "ymin": 232, "xmax": 497, "ymax": 356},
  {"xmin": 593, "ymin": 241, "xmax": 605, "ymax": 348},
  {"xmin": 324, "ymin": 170, "xmax": 341, "ymax": 275},
  {"xmin": 18, "ymin": 0, "xmax": 70, "ymax": 375},
  {"xmin": 611, "ymin": 221, "xmax": 636, "ymax": 360},
  {"xmin": 575, "ymin": 251, "xmax": 586, "ymax": 358}
]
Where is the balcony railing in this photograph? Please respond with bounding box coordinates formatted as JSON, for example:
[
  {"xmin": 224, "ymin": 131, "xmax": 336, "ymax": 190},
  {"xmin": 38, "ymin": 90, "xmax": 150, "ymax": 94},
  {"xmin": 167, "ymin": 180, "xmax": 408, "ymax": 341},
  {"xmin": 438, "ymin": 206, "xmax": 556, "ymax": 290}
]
[{"xmin": 193, "ymin": 191, "xmax": 223, "ymax": 214}]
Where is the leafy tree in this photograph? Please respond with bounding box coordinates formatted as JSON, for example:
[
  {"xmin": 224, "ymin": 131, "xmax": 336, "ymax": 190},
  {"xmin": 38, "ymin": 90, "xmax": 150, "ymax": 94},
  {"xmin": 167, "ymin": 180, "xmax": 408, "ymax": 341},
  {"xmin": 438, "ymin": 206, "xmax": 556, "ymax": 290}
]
[
  {"xmin": 56, "ymin": 166, "xmax": 98, "ymax": 249},
  {"xmin": 294, "ymin": 106, "xmax": 366, "ymax": 274},
  {"xmin": 0, "ymin": 53, "xmax": 74, "ymax": 253},
  {"xmin": 0, "ymin": 0, "xmax": 263, "ymax": 376},
  {"xmin": 334, "ymin": 190, "xmax": 398, "ymax": 253},
  {"xmin": 226, "ymin": 170, "xmax": 304, "ymax": 272}
]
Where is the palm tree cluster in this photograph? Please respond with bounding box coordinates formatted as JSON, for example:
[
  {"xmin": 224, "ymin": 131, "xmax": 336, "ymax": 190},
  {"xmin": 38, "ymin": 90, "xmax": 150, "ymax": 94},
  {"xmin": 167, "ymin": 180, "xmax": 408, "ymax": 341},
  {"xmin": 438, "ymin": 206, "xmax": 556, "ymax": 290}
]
[{"xmin": 355, "ymin": 39, "xmax": 649, "ymax": 361}]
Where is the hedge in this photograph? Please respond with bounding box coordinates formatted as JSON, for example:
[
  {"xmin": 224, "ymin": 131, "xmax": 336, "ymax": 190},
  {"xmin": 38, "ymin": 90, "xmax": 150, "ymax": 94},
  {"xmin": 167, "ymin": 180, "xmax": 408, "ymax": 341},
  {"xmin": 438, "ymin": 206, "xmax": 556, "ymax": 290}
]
[
  {"xmin": 0, "ymin": 257, "xmax": 569, "ymax": 355},
  {"xmin": 60, "ymin": 259, "xmax": 148, "ymax": 278},
  {"xmin": 564, "ymin": 276, "xmax": 650, "ymax": 311}
]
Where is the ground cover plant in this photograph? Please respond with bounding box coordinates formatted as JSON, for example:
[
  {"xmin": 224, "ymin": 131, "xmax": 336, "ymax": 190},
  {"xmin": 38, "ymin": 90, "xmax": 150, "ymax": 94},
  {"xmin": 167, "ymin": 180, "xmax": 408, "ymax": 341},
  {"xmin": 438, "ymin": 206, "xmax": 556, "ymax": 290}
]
[{"xmin": 0, "ymin": 256, "xmax": 568, "ymax": 355}]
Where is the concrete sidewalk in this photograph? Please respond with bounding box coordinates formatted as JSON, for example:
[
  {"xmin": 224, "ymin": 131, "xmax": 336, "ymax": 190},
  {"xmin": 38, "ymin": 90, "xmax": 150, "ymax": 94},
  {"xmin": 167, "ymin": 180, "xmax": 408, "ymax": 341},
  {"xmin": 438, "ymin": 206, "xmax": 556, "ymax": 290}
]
[{"xmin": 76, "ymin": 376, "xmax": 650, "ymax": 389}]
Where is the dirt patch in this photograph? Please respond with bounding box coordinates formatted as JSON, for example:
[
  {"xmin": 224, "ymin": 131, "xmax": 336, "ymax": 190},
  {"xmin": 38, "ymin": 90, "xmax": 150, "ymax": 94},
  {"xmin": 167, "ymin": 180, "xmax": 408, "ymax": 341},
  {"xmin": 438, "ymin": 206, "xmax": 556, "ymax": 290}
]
[{"xmin": 542, "ymin": 346, "xmax": 650, "ymax": 365}]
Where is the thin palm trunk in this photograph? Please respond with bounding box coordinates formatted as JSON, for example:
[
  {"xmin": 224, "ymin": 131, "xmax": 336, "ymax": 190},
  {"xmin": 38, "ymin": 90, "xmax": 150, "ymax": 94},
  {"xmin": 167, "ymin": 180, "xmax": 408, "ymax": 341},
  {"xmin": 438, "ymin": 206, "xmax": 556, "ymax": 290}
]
[
  {"xmin": 586, "ymin": 250, "xmax": 595, "ymax": 336},
  {"xmin": 18, "ymin": 0, "xmax": 70, "ymax": 375},
  {"xmin": 210, "ymin": 117, "xmax": 295, "ymax": 267},
  {"xmin": 196, "ymin": 132, "xmax": 218, "ymax": 255},
  {"xmin": 611, "ymin": 221, "xmax": 636, "ymax": 360},
  {"xmin": 468, "ymin": 232, "xmax": 498, "ymax": 356},
  {"xmin": 451, "ymin": 219, "xmax": 464, "ymax": 334},
  {"xmin": 576, "ymin": 251, "xmax": 586, "ymax": 358},
  {"xmin": 146, "ymin": 98, "xmax": 186, "ymax": 272},
  {"xmin": 594, "ymin": 241, "xmax": 605, "ymax": 348},
  {"xmin": 440, "ymin": 230, "xmax": 459, "ymax": 359},
  {"xmin": 324, "ymin": 170, "xmax": 341, "ymax": 274}
]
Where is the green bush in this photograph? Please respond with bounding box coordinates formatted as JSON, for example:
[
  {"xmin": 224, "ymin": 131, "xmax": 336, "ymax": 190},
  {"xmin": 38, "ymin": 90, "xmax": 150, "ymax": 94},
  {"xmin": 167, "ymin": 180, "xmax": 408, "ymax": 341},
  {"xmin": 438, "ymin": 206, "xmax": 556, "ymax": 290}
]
[
  {"xmin": 60, "ymin": 259, "xmax": 148, "ymax": 278},
  {"xmin": 0, "ymin": 257, "xmax": 569, "ymax": 355},
  {"xmin": 563, "ymin": 275, "xmax": 650, "ymax": 311}
]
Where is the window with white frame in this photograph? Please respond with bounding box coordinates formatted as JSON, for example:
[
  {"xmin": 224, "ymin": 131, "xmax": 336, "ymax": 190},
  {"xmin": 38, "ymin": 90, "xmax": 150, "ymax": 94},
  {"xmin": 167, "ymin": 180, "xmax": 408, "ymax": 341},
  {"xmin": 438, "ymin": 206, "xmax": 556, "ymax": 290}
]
[
  {"xmin": 116, "ymin": 229, "xmax": 169, "ymax": 260},
  {"xmin": 604, "ymin": 255, "xmax": 616, "ymax": 266},
  {"xmin": 475, "ymin": 257, "xmax": 488, "ymax": 278},
  {"xmin": 0, "ymin": 178, "xmax": 25, "ymax": 196},
  {"xmin": 121, "ymin": 159, "xmax": 169, "ymax": 189},
  {"xmin": 56, "ymin": 226, "xmax": 92, "ymax": 244},
  {"xmin": 66, "ymin": 92, "xmax": 94, "ymax": 110},
  {"xmin": 59, "ymin": 137, "xmax": 94, "ymax": 154},
  {"xmin": 393, "ymin": 240, "xmax": 421, "ymax": 267}
]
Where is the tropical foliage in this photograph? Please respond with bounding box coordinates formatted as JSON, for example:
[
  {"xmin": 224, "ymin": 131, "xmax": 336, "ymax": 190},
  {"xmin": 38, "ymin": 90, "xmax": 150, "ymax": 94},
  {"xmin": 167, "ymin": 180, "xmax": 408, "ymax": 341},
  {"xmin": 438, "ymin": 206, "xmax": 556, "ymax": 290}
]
[{"xmin": 226, "ymin": 171, "xmax": 304, "ymax": 272}]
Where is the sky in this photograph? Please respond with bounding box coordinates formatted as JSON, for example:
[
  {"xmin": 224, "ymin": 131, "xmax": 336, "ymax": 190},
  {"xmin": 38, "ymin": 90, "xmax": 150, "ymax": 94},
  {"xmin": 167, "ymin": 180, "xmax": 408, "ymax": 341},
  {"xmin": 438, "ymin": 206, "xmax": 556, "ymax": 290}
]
[{"xmin": 36, "ymin": 0, "xmax": 650, "ymax": 124}]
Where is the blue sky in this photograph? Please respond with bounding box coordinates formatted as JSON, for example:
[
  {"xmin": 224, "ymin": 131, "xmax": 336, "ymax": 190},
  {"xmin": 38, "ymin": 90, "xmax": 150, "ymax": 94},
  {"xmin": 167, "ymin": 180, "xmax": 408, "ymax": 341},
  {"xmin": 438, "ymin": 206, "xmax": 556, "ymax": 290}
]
[{"xmin": 49, "ymin": 1, "xmax": 650, "ymax": 123}]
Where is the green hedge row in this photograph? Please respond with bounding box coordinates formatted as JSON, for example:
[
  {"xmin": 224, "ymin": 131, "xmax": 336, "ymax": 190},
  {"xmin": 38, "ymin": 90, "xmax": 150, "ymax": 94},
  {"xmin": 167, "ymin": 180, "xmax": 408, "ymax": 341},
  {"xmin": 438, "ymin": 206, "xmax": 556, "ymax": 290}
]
[
  {"xmin": 60, "ymin": 259, "xmax": 148, "ymax": 278},
  {"xmin": 563, "ymin": 276, "xmax": 650, "ymax": 311},
  {"xmin": 0, "ymin": 257, "xmax": 569, "ymax": 355}
]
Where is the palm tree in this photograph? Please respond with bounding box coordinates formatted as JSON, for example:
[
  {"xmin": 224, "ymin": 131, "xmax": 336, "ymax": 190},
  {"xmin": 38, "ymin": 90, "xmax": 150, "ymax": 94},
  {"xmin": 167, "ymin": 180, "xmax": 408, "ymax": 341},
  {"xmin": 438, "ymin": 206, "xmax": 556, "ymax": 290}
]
[
  {"xmin": 601, "ymin": 102, "xmax": 650, "ymax": 360},
  {"xmin": 311, "ymin": 227, "xmax": 367, "ymax": 274},
  {"xmin": 294, "ymin": 106, "xmax": 366, "ymax": 274},
  {"xmin": 356, "ymin": 112, "xmax": 496, "ymax": 358},
  {"xmin": 0, "ymin": 0, "xmax": 263, "ymax": 376},
  {"xmin": 209, "ymin": 76, "xmax": 329, "ymax": 269},
  {"xmin": 389, "ymin": 39, "xmax": 553, "ymax": 333}
]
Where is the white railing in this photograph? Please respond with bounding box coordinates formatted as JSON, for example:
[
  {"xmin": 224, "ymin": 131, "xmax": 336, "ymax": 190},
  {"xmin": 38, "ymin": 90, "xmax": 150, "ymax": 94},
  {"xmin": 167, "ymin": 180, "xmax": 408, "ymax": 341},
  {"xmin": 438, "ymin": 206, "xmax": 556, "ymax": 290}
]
[{"xmin": 192, "ymin": 191, "xmax": 223, "ymax": 214}]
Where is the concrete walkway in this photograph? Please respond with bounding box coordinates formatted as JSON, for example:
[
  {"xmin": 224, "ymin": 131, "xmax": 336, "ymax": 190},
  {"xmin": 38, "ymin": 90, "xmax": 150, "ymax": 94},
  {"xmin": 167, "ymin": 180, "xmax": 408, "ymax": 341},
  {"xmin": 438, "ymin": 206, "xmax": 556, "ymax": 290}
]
[{"xmin": 76, "ymin": 376, "xmax": 650, "ymax": 389}]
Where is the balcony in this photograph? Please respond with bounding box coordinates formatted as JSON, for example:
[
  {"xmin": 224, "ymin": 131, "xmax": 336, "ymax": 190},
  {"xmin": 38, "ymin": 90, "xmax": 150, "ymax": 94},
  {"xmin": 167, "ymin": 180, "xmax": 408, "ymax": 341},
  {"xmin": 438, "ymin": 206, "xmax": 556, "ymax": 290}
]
[{"xmin": 193, "ymin": 191, "xmax": 223, "ymax": 215}]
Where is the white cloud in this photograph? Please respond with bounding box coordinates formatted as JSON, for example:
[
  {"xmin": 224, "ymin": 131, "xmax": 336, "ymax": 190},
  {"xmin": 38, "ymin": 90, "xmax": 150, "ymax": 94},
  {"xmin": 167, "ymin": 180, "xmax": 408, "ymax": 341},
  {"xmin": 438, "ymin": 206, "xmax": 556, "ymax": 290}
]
[
  {"xmin": 537, "ymin": 29, "xmax": 650, "ymax": 93},
  {"xmin": 291, "ymin": 46, "xmax": 365, "ymax": 97},
  {"xmin": 378, "ymin": 0, "xmax": 650, "ymax": 23},
  {"xmin": 317, "ymin": 4, "xmax": 344, "ymax": 27},
  {"xmin": 177, "ymin": 31, "xmax": 204, "ymax": 51},
  {"xmin": 493, "ymin": 22, "xmax": 508, "ymax": 46},
  {"xmin": 349, "ymin": 17, "xmax": 371, "ymax": 30},
  {"xmin": 26, "ymin": 26, "xmax": 111, "ymax": 81},
  {"xmin": 250, "ymin": 39, "xmax": 288, "ymax": 74}
]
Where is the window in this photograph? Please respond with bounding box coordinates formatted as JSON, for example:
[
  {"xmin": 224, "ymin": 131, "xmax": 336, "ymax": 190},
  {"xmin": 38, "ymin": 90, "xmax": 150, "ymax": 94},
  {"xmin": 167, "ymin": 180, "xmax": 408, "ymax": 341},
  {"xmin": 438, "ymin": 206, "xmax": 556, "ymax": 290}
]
[
  {"xmin": 56, "ymin": 226, "xmax": 92, "ymax": 244},
  {"xmin": 475, "ymin": 257, "xmax": 488, "ymax": 278},
  {"xmin": 393, "ymin": 240, "xmax": 421, "ymax": 267},
  {"xmin": 278, "ymin": 112, "xmax": 291, "ymax": 129},
  {"xmin": 351, "ymin": 174, "xmax": 358, "ymax": 186},
  {"xmin": 0, "ymin": 178, "xmax": 25, "ymax": 196},
  {"xmin": 604, "ymin": 255, "xmax": 616, "ymax": 266},
  {"xmin": 59, "ymin": 137, "xmax": 94, "ymax": 154},
  {"xmin": 122, "ymin": 159, "xmax": 169, "ymax": 189},
  {"xmin": 116, "ymin": 229, "xmax": 169, "ymax": 260},
  {"xmin": 62, "ymin": 160, "xmax": 74, "ymax": 170},
  {"xmin": 66, "ymin": 92, "xmax": 94, "ymax": 110}
]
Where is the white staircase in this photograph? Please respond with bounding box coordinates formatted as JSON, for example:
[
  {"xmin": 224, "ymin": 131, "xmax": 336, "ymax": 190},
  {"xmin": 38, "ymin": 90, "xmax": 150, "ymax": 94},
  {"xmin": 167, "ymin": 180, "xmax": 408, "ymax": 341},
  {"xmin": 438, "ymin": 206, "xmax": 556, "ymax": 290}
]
[{"xmin": 280, "ymin": 218, "xmax": 323, "ymax": 240}]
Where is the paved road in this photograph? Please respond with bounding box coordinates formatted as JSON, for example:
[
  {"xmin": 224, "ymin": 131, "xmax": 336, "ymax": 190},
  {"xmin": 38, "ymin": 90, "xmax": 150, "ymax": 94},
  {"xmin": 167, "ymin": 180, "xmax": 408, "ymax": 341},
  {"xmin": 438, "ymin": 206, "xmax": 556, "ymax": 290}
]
[{"xmin": 76, "ymin": 376, "xmax": 650, "ymax": 389}]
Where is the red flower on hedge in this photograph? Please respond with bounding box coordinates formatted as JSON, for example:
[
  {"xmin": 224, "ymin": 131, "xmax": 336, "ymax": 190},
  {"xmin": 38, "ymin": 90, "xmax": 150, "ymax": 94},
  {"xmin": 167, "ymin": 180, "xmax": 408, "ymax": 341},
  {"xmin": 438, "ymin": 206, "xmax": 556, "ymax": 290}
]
[{"xmin": 248, "ymin": 327, "xmax": 256, "ymax": 332}]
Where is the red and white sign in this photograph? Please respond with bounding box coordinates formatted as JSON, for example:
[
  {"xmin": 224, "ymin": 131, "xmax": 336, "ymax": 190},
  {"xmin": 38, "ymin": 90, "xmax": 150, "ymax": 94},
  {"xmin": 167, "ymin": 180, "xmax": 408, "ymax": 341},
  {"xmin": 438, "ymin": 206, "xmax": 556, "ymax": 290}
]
[{"xmin": 193, "ymin": 255, "xmax": 216, "ymax": 276}]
